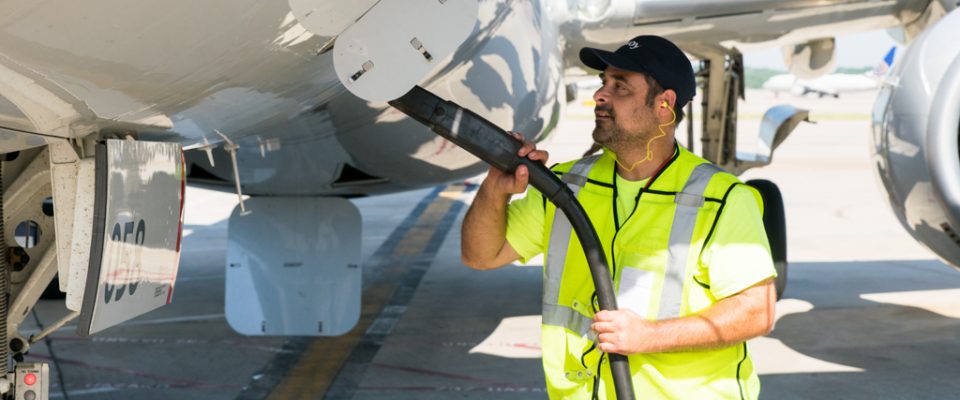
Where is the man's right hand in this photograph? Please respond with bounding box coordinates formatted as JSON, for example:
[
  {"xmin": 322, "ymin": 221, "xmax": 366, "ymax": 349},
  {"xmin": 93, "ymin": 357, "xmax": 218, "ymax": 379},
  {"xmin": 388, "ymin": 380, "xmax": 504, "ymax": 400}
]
[
  {"xmin": 463, "ymin": 131, "xmax": 543, "ymax": 270},
  {"xmin": 483, "ymin": 132, "xmax": 550, "ymax": 195}
]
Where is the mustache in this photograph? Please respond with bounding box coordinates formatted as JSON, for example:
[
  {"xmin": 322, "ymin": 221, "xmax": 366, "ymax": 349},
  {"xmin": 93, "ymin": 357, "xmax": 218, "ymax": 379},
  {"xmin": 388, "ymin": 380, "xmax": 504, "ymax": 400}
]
[{"xmin": 594, "ymin": 105, "xmax": 615, "ymax": 117}]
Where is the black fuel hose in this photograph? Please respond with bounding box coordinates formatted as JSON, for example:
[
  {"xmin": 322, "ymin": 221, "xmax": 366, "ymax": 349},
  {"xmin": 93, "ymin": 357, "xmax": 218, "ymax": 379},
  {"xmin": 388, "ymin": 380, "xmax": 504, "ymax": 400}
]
[{"xmin": 389, "ymin": 86, "xmax": 635, "ymax": 400}]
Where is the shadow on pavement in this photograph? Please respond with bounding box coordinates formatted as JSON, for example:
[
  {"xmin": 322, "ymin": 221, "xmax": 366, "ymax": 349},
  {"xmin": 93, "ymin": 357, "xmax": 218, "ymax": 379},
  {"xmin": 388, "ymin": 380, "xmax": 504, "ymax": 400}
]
[{"xmin": 761, "ymin": 259, "xmax": 960, "ymax": 399}]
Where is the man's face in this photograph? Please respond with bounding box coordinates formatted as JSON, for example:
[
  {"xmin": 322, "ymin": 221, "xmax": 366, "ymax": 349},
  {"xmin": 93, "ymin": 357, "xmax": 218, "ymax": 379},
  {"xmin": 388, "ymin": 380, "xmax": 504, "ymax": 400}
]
[{"xmin": 592, "ymin": 67, "xmax": 659, "ymax": 149}]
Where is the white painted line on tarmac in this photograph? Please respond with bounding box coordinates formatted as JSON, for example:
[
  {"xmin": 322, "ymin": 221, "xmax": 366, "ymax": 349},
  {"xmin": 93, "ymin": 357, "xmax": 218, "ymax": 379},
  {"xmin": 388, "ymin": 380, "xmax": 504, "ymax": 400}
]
[
  {"xmin": 22, "ymin": 313, "xmax": 225, "ymax": 335},
  {"xmin": 50, "ymin": 387, "xmax": 118, "ymax": 398}
]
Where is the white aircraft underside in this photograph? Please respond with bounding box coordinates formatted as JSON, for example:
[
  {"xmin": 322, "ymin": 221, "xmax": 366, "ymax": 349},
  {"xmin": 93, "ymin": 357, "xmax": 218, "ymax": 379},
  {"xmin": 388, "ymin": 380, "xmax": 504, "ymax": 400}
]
[
  {"xmin": 0, "ymin": 0, "xmax": 955, "ymax": 359},
  {"xmin": 0, "ymin": 0, "xmax": 932, "ymax": 196}
]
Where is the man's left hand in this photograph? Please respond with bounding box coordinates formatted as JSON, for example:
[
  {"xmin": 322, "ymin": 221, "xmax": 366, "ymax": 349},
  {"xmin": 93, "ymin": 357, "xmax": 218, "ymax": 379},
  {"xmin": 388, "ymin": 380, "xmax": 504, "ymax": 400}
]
[{"xmin": 592, "ymin": 310, "xmax": 659, "ymax": 355}]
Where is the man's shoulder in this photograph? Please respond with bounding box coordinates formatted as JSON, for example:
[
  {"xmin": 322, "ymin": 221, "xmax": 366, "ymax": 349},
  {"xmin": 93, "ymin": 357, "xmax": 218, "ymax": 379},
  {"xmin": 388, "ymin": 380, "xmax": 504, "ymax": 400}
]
[
  {"xmin": 674, "ymin": 148, "xmax": 742, "ymax": 197},
  {"xmin": 669, "ymin": 148, "xmax": 764, "ymax": 213}
]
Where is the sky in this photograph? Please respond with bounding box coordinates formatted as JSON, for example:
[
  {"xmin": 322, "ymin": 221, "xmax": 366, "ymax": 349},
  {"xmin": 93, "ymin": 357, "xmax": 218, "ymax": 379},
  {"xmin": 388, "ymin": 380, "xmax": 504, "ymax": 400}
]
[{"xmin": 742, "ymin": 29, "xmax": 898, "ymax": 70}]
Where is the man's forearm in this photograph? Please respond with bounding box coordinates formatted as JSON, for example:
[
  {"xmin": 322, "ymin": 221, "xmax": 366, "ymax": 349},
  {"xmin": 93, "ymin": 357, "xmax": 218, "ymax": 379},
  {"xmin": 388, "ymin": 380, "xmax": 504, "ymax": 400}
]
[
  {"xmin": 461, "ymin": 182, "xmax": 512, "ymax": 269},
  {"xmin": 594, "ymin": 280, "xmax": 776, "ymax": 355},
  {"xmin": 645, "ymin": 280, "xmax": 776, "ymax": 353}
]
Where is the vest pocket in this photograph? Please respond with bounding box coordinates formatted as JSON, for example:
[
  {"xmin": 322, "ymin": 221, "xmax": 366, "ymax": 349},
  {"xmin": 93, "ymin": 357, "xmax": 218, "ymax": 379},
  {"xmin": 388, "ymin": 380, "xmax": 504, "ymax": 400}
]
[
  {"xmin": 616, "ymin": 267, "xmax": 656, "ymax": 318},
  {"xmin": 616, "ymin": 242, "xmax": 666, "ymax": 320}
]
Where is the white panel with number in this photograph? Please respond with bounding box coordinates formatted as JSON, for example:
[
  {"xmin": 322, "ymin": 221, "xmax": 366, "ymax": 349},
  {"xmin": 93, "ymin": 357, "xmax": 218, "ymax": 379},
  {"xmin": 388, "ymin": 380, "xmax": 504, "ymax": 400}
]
[{"xmin": 78, "ymin": 140, "xmax": 185, "ymax": 336}]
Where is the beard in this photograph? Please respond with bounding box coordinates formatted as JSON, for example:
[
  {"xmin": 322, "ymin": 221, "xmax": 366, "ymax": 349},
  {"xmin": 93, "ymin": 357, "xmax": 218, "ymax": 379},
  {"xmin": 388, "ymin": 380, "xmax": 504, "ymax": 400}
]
[
  {"xmin": 593, "ymin": 105, "xmax": 638, "ymax": 148},
  {"xmin": 592, "ymin": 104, "xmax": 618, "ymax": 145},
  {"xmin": 592, "ymin": 104, "xmax": 660, "ymax": 155},
  {"xmin": 592, "ymin": 117, "xmax": 623, "ymax": 146}
]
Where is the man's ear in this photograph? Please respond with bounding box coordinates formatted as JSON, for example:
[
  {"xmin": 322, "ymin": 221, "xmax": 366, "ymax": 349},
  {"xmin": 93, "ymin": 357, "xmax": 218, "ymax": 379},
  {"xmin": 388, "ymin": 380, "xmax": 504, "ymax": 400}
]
[{"xmin": 660, "ymin": 89, "xmax": 678, "ymax": 110}]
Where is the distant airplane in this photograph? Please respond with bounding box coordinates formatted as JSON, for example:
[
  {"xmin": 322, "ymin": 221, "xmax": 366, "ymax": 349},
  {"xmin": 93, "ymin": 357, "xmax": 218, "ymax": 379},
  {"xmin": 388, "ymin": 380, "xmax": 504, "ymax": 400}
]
[{"xmin": 763, "ymin": 47, "xmax": 896, "ymax": 98}]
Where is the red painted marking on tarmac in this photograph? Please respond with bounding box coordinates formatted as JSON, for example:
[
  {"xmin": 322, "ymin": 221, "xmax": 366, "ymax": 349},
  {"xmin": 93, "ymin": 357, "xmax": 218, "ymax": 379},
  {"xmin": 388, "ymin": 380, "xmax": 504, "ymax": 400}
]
[
  {"xmin": 48, "ymin": 336, "xmax": 291, "ymax": 354},
  {"xmin": 357, "ymin": 386, "xmax": 454, "ymax": 392},
  {"xmin": 356, "ymin": 386, "xmax": 443, "ymax": 392},
  {"xmin": 434, "ymin": 138, "xmax": 453, "ymax": 155},
  {"xmin": 356, "ymin": 385, "xmax": 546, "ymax": 393},
  {"xmin": 511, "ymin": 343, "xmax": 541, "ymax": 350},
  {"xmin": 369, "ymin": 362, "xmax": 528, "ymax": 387}
]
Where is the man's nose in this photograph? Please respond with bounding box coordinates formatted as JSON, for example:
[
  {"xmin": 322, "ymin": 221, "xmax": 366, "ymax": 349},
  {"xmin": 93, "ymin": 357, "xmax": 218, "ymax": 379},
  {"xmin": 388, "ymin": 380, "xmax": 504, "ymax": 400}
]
[{"xmin": 593, "ymin": 87, "xmax": 608, "ymax": 104}]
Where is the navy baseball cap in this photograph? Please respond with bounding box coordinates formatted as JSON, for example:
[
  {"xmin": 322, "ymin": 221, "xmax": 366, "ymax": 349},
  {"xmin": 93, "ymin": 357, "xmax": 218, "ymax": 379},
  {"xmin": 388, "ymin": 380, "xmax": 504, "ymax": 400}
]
[{"xmin": 579, "ymin": 35, "xmax": 696, "ymax": 107}]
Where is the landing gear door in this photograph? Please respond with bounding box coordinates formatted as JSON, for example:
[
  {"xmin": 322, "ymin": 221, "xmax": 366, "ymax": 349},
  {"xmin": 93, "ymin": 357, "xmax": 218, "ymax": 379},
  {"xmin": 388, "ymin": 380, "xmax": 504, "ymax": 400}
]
[{"xmin": 77, "ymin": 140, "xmax": 185, "ymax": 336}]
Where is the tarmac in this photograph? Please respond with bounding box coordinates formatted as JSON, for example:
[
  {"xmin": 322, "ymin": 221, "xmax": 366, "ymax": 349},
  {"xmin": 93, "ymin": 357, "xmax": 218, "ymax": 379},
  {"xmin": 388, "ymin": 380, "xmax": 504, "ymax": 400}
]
[{"xmin": 21, "ymin": 88, "xmax": 960, "ymax": 399}]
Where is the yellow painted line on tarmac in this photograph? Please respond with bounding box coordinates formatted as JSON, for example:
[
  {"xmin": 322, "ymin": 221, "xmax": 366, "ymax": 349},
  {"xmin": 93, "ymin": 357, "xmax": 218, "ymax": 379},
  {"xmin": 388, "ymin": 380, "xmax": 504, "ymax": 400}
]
[
  {"xmin": 265, "ymin": 184, "xmax": 467, "ymax": 400},
  {"xmin": 395, "ymin": 199, "xmax": 454, "ymax": 256},
  {"xmin": 265, "ymin": 283, "xmax": 394, "ymax": 400}
]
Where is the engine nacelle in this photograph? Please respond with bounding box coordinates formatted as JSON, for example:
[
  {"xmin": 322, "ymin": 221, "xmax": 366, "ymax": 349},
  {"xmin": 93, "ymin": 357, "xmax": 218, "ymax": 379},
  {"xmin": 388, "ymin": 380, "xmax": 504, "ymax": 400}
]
[
  {"xmin": 871, "ymin": 9, "xmax": 960, "ymax": 268},
  {"xmin": 782, "ymin": 38, "xmax": 836, "ymax": 80}
]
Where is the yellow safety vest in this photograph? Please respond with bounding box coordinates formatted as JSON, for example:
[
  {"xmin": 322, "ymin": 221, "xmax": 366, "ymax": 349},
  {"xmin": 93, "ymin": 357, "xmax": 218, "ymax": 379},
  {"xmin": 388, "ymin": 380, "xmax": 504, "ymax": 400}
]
[{"xmin": 541, "ymin": 146, "xmax": 764, "ymax": 399}]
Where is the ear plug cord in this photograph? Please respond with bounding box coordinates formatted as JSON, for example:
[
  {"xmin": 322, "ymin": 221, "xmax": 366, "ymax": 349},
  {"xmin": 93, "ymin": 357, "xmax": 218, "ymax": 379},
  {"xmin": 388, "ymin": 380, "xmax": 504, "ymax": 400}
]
[{"xmin": 612, "ymin": 101, "xmax": 676, "ymax": 172}]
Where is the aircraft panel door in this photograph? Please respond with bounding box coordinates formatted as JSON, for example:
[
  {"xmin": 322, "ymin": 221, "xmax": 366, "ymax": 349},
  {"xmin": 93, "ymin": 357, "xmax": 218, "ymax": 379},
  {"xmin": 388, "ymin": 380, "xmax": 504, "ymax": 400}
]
[{"xmin": 225, "ymin": 197, "xmax": 361, "ymax": 336}]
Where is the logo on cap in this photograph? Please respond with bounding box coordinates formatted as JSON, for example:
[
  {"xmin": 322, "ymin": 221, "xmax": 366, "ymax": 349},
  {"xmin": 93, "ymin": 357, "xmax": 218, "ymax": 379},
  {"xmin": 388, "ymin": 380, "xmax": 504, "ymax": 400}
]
[{"xmin": 627, "ymin": 41, "xmax": 640, "ymax": 50}]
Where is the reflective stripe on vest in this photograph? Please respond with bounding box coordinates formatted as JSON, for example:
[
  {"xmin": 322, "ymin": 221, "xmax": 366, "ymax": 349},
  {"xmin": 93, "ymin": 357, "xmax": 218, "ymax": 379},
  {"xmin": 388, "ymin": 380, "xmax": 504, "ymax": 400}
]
[
  {"xmin": 542, "ymin": 155, "xmax": 601, "ymax": 336},
  {"xmin": 658, "ymin": 163, "xmax": 722, "ymax": 319},
  {"xmin": 542, "ymin": 303, "xmax": 593, "ymax": 338},
  {"xmin": 544, "ymin": 155, "xmax": 601, "ymax": 305}
]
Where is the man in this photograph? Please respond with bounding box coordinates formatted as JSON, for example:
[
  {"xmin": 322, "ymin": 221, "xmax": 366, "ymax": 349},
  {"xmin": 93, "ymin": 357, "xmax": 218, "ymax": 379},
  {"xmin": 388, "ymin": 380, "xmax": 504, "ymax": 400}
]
[{"xmin": 461, "ymin": 35, "xmax": 777, "ymax": 399}]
